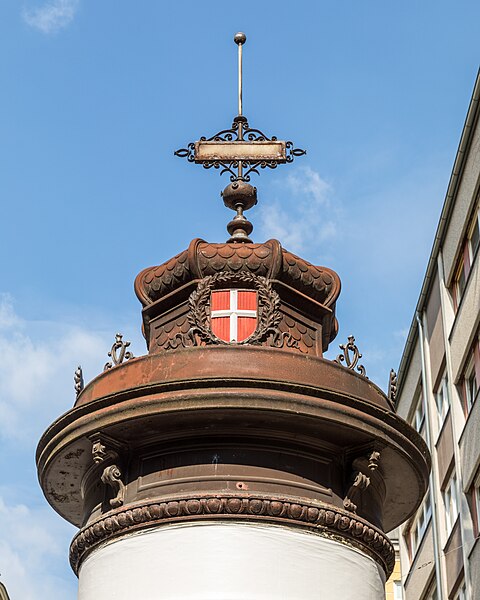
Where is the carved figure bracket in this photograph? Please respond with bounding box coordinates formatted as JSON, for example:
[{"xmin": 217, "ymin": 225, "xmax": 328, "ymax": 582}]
[
  {"xmin": 100, "ymin": 465, "xmax": 125, "ymax": 509},
  {"xmin": 343, "ymin": 450, "xmax": 382, "ymax": 514},
  {"xmin": 334, "ymin": 335, "xmax": 367, "ymax": 377},
  {"xmin": 104, "ymin": 333, "xmax": 134, "ymax": 371},
  {"xmin": 89, "ymin": 434, "xmax": 126, "ymax": 509}
]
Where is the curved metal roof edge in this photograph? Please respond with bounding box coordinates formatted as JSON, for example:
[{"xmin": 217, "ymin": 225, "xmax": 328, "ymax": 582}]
[{"xmin": 397, "ymin": 69, "xmax": 480, "ymax": 398}]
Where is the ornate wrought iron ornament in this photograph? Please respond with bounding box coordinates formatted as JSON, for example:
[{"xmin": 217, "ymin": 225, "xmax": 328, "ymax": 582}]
[
  {"xmin": 175, "ymin": 33, "xmax": 305, "ymax": 185},
  {"xmin": 104, "ymin": 333, "xmax": 134, "ymax": 371},
  {"xmin": 334, "ymin": 335, "xmax": 367, "ymax": 377}
]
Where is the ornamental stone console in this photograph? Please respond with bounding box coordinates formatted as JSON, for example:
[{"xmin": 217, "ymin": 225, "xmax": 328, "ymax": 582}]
[{"xmin": 36, "ymin": 33, "xmax": 429, "ymax": 600}]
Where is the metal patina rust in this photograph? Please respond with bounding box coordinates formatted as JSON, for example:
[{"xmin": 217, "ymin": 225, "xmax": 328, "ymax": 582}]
[
  {"xmin": 36, "ymin": 236, "xmax": 430, "ymax": 581},
  {"xmin": 36, "ymin": 31, "xmax": 430, "ymax": 584}
]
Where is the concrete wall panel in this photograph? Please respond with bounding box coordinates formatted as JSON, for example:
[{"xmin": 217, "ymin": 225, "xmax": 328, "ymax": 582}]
[
  {"xmin": 460, "ymin": 395, "xmax": 480, "ymax": 488},
  {"xmin": 404, "ymin": 524, "xmax": 435, "ymax": 600}
]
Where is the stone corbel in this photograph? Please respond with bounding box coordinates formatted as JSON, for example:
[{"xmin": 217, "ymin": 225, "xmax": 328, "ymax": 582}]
[
  {"xmin": 343, "ymin": 450, "xmax": 381, "ymax": 514},
  {"xmin": 89, "ymin": 433, "xmax": 126, "ymax": 509}
]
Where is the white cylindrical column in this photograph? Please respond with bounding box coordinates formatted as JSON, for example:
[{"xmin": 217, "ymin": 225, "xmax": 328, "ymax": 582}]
[{"xmin": 78, "ymin": 522, "xmax": 386, "ymax": 600}]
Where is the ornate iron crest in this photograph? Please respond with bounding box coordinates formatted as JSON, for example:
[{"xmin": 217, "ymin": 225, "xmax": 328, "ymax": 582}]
[
  {"xmin": 104, "ymin": 333, "xmax": 134, "ymax": 371},
  {"xmin": 334, "ymin": 335, "xmax": 367, "ymax": 377},
  {"xmin": 175, "ymin": 115, "xmax": 306, "ymax": 183},
  {"xmin": 175, "ymin": 33, "xmax": 305, "ymax": 185},
  {"xmin": 186, "ymin": 271, "xmax": 281, "ymax": 346}
]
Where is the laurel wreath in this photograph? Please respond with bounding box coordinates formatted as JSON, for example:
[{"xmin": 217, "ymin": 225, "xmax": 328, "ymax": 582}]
[{"xmin": 187, "ymin": 271, "xmax": 281, "ymax": 346}]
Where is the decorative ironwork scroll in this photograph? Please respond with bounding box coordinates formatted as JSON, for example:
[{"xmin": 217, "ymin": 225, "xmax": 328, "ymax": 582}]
[
  {"xmin": 334, "ymin": 335, "xmax": 367, "ymax": 377},
  {"xmin": 174, "ymin": 34, "xmax": 305, "ymax": 185},
  {"xmin": 104, "ymin": 333, "xmax": 134, "ymax": 371},
  {"xmin": 175, "ymin": 116, "xmax": 305, "ymax": 183}
]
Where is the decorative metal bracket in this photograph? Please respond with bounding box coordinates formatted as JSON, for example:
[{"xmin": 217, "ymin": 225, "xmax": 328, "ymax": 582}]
[
  {"xmin": 104, "ymin": 333, "xmax": 134, "ymax": 371},
  {"xmin": 343, "ymin": 450, "xmax": 381, "ymax": 514},
  {"xmin": 334, "ymin": 335, "xmax": 367, "ymax": 377},
  {"xmin": 100, "ymin": 465, "xmax": 125, "ymax": 509},
  {"xmin": 74, "ymin": 365, "xmax": 84, "ymax": 398},
  {"xmin": 343, "ymin": 472, "xmax": 370, "ymax": 513},
  {"xmin": 89, "ymin": 434, "xmax": 126, "ymax": 509}
]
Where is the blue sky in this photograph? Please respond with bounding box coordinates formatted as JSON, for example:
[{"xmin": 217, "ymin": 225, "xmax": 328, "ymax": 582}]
[{"xmin": 0, "ymin": 1, "xmax": 479, "ymax": 596}]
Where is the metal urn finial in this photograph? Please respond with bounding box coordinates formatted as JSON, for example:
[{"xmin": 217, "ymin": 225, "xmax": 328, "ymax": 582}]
[
  {"xmin": 74, "ymin": 365, "xmax": 84, "ymax": 397},
  {"xmin": 388, "ymin": 369, "xmax": 398, "ymax": 408},
  {"xmin": 174, "ymin": 32, "xmax": 305, "ymax": 243}
]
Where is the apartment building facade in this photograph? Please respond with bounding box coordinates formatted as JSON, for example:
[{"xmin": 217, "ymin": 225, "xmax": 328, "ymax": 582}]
[{"xmin": 396, "ymin": 71, "xmax": 480, "ymax": 600}]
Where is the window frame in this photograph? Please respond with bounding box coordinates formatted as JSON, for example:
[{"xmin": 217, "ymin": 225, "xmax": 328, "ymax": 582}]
[
  {"xmin": 453, "ymin": 202, "xmax": 480, "ymax": 308},
  {"xmin": 464, "ymin": 355, "xmax": 479, "ymax": 414},
  {"xmin": 452, "ymin": 581, "xmax": 466, "ymax": 600},
  {"xmin": 435, "ymin": 373, "xmax": 450, "ymax": 434},
  {"xmin": 407, "ymin": 493, "xmax": 432, "ymax": 559},
  {"xmin": 442, "ymin": 471, "xmax": 459, "ymax": 537},
  {"xmin": 413, "ymin": 390, "xmax": 426, "ymax": 437}
]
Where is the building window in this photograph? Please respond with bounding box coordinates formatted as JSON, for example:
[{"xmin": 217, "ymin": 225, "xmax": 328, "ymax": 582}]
[
  {"xmin": 421, "ymin": 581, "xmax": 437, "ymax": 600},
  {"xmin": 435, "ymin": 374, "xmax": 450, "ymax": 433},
  {"xmin": 393, "ymin": 580, "xmax": 403, "ymax": 600},
  {"xmin": 461, "ymin": 337, "xmax": 480, "ymax": 415},
  {"xmin": 443, "ymin": 471, "xmax": 458, "ymax": 536},
  {"xmin": 407, "ymin": 494, "xmax": 432, "ymax": 558},
  {"xmin": 453, "ymin": 202, "xmax": 480, "ymax": 307},
  {"xmin": 469, "ymin": 471, "xmax": 480, "ymax": 537},
  {"xmin": 413, "ymin": 390, "xmax": 426, "ymax": 438}
]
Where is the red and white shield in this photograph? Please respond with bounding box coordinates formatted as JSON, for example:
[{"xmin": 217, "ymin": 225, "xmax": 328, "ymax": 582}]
[{"xmin": 210, "ymin": 289, "xmax": 257, "ymax": 342}]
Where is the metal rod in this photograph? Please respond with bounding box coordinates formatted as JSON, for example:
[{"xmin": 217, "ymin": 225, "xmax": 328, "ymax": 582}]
[
  {"xmin": 238, "ymin": 42, "xmax": 243, "ymax": 115},
  {"xmin": 234, "ymin": 32, "xmax": 246, "ymax": 116}
]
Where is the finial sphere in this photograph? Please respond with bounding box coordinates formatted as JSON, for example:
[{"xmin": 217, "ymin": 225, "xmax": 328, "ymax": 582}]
[{"xmin": 234, "ymin": 32, "xmax": 246, "ymax": 45}]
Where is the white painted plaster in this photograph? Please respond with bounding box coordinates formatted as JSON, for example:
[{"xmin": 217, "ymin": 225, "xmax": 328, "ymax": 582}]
[{"xmin": 78, "ymin": 522, "xmax": 386, "ymax": 600}]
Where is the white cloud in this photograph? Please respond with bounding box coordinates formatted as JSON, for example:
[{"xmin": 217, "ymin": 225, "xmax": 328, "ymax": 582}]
[
  {"xmin": 0, "ymin": 294, "xmax": 22, "ymax": 330},
  {"xmin": 258, "ymin": 166, "xmax": 338, "ymax": 254},
  {"xmin": 0, "ymin": 297, "xmax": 144, "ymax": 597},
  {"xmin": 22, "ymin": 0, "xmax": 79, "ymax": 34},
  {"xmin": 0, "ymin": 493, "xmax": 76, "ymax": 599},
  {"xmin": 0, "ymin": 296, "xmax": 112, "ymax": 442}
]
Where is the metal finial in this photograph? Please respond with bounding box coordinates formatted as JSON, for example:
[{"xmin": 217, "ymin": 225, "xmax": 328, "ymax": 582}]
[
  {"xmin": 174, "ymin": 32, "xmax": 305, "ymax": 241},
  {"xmin": 234, "ymin": 32, "xmax": 246, "ymax": 44},
  {"xmin": 74, "ymin": 365, "xmax": 84, "ymax": 397},
  {"xmin": 388, "ymin": 369, "xmax": 397, "ymax": 408}
]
